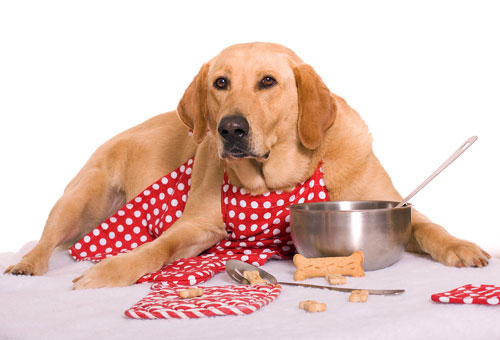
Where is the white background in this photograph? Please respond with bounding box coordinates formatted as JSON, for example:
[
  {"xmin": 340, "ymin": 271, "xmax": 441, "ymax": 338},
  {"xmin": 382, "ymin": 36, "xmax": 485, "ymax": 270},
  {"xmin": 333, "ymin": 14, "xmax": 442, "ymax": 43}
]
[{"xmin": 0, "ymin": 1, "xmax": 498, "ymax": 257}]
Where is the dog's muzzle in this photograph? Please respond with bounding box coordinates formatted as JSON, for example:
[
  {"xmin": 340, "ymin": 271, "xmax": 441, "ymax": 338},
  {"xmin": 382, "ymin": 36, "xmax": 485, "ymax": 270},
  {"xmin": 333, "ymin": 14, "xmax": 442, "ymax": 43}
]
[{"xmin": 217, "ymin": 115, "xmax": 255, "ymax": 158}]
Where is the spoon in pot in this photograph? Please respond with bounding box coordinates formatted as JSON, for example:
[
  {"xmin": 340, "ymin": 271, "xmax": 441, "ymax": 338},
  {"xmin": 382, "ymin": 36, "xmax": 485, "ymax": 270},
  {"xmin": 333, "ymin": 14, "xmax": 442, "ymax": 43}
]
[
  {"xmin": 395, "ymin": 136, "xmax": 478, "ymax": 208},
  {"xmin": 225, "ymin": 259, "xmax": 405, "ymax": 295}
]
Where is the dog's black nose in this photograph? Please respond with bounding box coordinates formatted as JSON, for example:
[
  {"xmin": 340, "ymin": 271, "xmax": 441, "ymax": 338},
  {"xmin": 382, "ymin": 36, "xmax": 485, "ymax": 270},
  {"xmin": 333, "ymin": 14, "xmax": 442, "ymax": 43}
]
[{"xmin": 217, "ymin": 115, "xmax": 249, "ymax": 142}]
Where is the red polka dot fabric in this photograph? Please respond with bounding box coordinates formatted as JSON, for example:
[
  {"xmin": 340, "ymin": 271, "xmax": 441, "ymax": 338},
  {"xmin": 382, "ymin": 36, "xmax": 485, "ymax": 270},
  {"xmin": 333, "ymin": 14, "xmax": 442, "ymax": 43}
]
[
  {"xmin": 137, "ymin": 255, "xmax": 227, "ymax": 285},
  {"xmin": 69, "ymin": 158, "xmax": 329, "ymax": 286},
  {"xmin": 431, "ymin": 284, "xmax": 500, "ymax": 305},
  {"xmin": 69, "ymin": 158, "xmax": 194, "ymax": 262},
  {"xmin": 125, "ymin": 283, "xmax": 282, "ymax": 319}
]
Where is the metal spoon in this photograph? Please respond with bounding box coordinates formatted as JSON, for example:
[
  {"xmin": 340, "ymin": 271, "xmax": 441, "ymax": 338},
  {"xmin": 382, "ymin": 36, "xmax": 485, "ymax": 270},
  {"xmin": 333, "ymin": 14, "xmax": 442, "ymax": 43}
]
[
  {"xmin": 395, "ymin": 136, "xmax": 477, "ymax": 208},
  {"xmin": 225, "ymin": 259, "xmax": 405, "ymax": 295}
]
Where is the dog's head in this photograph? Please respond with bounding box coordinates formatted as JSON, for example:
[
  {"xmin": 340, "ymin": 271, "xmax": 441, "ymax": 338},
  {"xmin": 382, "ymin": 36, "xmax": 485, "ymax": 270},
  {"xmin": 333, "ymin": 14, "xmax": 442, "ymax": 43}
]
[{"xmin": 177, "ymin": 42, "xmax": 336, "ymax": 161}]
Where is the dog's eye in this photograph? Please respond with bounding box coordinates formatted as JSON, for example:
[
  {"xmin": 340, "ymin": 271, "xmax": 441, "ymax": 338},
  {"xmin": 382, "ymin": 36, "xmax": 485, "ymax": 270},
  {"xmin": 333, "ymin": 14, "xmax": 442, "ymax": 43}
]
[
  {"xmin": 259, "ymin": 76, "xmax": 277, "ymax": 89},
  {"xmin": 214, "ymin": 77, "xmax": 229, "ymax": 90}
]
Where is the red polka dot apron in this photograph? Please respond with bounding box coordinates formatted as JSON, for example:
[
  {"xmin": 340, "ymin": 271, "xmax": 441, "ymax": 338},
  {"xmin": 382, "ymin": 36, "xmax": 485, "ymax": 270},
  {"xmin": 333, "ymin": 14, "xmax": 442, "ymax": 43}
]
[
  {"xmin": 69, "ymin": 157, "xmax": 329, "ymax": 285},
  {"xmin": 70, "ymin": 157, "xmax": 329, "ymax": 318}
]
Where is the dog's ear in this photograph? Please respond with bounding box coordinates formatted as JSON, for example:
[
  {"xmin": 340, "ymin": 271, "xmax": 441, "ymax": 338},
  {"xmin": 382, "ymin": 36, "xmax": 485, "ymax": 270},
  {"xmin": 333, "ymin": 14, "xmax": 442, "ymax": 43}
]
[
  {"xmin": 293, "ymin": 64, "xmax": 337, "ymax": 150},
  {"xmin": 177, "ymin": 63, "xmax": 210, "ymax": 144}
]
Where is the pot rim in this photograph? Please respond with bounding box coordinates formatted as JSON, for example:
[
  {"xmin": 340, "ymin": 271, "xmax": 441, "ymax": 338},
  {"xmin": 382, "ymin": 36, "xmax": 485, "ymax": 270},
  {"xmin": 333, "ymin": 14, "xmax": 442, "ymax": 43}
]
[{"xmin": 289, "ymin": 200, "xmax": 412, "ymax": 213}]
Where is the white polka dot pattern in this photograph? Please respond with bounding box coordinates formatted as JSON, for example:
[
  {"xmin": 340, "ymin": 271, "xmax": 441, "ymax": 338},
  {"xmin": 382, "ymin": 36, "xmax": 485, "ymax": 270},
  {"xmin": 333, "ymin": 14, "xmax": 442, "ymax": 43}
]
[
  {"xmin": 69, "ymin": 159, "xmax": 329, "ymax": 286},
  {"xmin": 136, "ymin": 254, "xmax": 226, "ymax": 285},
  {"xmin": 214, "ymin": 163, "xmax": 329, "ymax": 264},
  {"xmin": 431, "ymin": 284, "xmax": 500, "ymax": 305},
  {"xmin": 125, "ymin": 283, "xmax": 282, "ymax": 319},
  {"xmin": 69, "ymin": 158, "xmax": 194, "ymax": 262}
]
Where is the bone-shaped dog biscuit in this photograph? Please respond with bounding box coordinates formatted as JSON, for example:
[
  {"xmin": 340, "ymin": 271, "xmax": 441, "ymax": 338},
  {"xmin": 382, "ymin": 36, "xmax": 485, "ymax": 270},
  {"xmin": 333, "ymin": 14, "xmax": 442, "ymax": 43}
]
[
  {"xmin": 349, "ymin": 289, "xmax": 369, "ymax": 303},
  {"xmin": 243, "ymin": 270, "xmax": 268, "ymax": 285},
  {"xmin": 299, "ymin": 300, "xmax": 327, "ymax": 312},
  {"xmin": 179, "ymin": 288, "xmax": 204, "ymax": 299},
  {"xmin": 293, "ymin": 250, "xmax": 365, "ymax": 281},
  {"xmin": 326, "ymin": 273, "xmax": 347, "ymax": 285}
]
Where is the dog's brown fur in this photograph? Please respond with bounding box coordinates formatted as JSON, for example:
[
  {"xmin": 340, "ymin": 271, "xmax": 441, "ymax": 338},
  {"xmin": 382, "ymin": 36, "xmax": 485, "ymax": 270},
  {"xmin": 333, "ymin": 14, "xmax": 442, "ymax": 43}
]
[{"xmin": 5, "ymin": 43, "xmax": 490, "ymax": 289}]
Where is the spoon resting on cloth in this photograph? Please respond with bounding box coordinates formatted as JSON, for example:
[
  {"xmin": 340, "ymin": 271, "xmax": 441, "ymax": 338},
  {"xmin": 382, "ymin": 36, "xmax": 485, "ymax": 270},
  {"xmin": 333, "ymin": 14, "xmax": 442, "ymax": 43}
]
[{"xmin": 225, "ymin": 260, "xmax": 405, "ymax": 296}]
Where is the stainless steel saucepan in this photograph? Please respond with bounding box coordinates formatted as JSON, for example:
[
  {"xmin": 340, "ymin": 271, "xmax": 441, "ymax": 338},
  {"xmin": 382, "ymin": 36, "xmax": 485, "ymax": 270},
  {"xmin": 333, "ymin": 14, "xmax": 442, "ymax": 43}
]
[{"xmin": 290, "ymin": 136, "xmax": 477, "ymax": 270}]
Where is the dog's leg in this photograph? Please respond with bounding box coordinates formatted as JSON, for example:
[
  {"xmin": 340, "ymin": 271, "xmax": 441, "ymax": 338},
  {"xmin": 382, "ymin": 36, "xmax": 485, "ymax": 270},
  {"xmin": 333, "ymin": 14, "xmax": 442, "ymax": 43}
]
[
  {"xmin": 406, "ymin": 209, "xmax": 491, "ymax": 267},
  {"xmin": 71, "ymin": 211, "xmax": 226, "ymax": 289},
  {"xmin": 324, "ymin": 152, "xmax": 491, "ymax": 268},
  {"xmin": 4, "ymin": 167, "xmax": 121, "ymax": 276},
  {"xmin": 72, "ymin": 140, "xmax": 227, "ymax": 289}
]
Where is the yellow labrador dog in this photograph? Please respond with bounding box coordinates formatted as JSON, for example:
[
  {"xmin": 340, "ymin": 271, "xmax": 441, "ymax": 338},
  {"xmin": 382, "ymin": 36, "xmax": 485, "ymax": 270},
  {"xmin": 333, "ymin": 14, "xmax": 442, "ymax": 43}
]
[{"xmin": 5, "ymin": 42, "xmax": 490, "ymax": 289}]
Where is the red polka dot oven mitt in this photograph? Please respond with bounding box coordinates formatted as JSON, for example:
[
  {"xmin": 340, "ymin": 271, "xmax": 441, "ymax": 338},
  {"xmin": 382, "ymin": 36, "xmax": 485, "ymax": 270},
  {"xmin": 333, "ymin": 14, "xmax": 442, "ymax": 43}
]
[
  {"xmin": 125, "ymin": 283, "xmax": 282, "ymax": 319},
  {"xmin": 431, "ymin": 284, "xmax": 500, "ymax": 305}
]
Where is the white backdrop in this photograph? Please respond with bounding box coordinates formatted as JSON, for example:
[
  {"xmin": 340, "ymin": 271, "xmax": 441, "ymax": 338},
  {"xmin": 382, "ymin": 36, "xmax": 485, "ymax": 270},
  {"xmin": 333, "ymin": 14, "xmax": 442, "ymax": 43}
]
[{"xmin": 1, "ymin": 1, "xmax": 498, "ymax": 257}]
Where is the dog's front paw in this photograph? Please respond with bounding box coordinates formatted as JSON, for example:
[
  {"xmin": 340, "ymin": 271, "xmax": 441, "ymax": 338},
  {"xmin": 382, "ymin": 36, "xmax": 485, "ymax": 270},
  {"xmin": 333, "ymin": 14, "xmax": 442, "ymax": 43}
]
[
  {"xmin": 4, "ymin": 255, "xmax": 48, "ymax": 276},
  {"xmin": 72, "ymin": 254, "xmax": 143, "ymax": 290},
  {"xmin": 4, "ymin": 262, "xmax": 39, "ymax": 276},
  {"xmin": 437, "ymin": 239, "xmax": 491, "ymax": 268}
]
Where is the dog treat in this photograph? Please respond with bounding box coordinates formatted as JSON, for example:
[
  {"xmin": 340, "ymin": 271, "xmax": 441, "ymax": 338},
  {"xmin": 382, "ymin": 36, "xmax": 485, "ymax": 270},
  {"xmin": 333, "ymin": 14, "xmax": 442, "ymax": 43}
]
[
  {"xmin": 349, "ymin": 290, "xmax": 369, "ymax": 303},
  {"xmin": 179, "ymin": 288, "xmax": 204, "ymax": 299},
  {"xmin": 243, "ymin": 270, "xmax": 268, "ymax": 285},
  {"xmin": 293, "ymin": 251, "xmax": 365, "ymax": 281},
  {"xmin": 299, "ymin": 300, "xmax": 327, "ymax": 313},
  {"xmin": 326, "ymin": 273, "xmax": 347, "ymax": 285}
]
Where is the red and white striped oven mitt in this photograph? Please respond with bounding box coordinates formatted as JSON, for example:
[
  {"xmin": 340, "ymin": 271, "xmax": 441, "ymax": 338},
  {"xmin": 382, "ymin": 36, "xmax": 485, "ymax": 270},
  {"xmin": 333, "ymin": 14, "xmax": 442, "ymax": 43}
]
[{"xmin": 125, "ymin": 282, "xmax": 282, "ymax": 319}]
